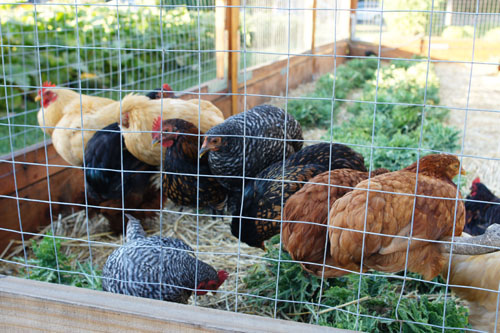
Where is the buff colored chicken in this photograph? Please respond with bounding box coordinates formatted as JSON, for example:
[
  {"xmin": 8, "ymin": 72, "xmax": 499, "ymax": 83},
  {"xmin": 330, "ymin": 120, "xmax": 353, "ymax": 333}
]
[
  {"xmin": 121, "ymin": 96, "xmax": 224, "ymax": 166},
  {"xmin": 36, "ymin": 81, "xmax": 115, "ymax": 136},
  {"xmin": 442, "ymin": 250, "xmax": 500, "ymax": 332},
  {"xmin": 282, "ymin": 168, "xmax": 389, "ymax": 277},
  {"xmin": 39, "ymin": 82, "xmax": 175, "ymax": 165},
  {"xmin": 328, "ymin": 154, "xmax": 466, "ymax": 280}
]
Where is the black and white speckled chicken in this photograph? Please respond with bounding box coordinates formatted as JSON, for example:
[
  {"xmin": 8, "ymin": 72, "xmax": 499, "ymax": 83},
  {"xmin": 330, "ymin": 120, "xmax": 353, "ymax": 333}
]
[
  {"xmin": 102, "ymin": 215, "xmax": 229, "ymax": 304},
  {"xmin": 231, "ymin": 143, "xmax": 367, "ymax": 249},
  {"xmin": 198, "ymin": 104, "xmax": 303, "ymax": 192},
  {"xmin": 151, "ymin": 118, "xmax": 228, "ymax": 212}
]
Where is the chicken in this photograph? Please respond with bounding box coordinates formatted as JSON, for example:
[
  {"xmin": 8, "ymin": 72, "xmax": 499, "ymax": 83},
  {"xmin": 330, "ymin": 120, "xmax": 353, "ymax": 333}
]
[
  {"xmin": 151, "ymin": 118, "xmax": 228, "ymax": 212},
  {"xmin": 231, "ymin": 143, "xmax": 367, "ymax": 249},
  {"xmin": 102, "ymin": 214, "xmax": 229, "ymax": 304},
  {"xmin": 282, "ymin": 168, "xmax": 389, "ymax": 277},
  {"xmin": 442, "ymin": 251, "xmax": 500, "ymax": 332},
  {"xmin": 47, "ymin": 84, "xmax": 172, "ymax": 165},
  {"xmin": 439, "ymin": 225, "xmax": 500, "ymax": 332},
  {"xmin": 328, "ymin": 154, "xmax": 466, "ymax": 280},
  {"xmin": 36, "ymin": 81, "xmax": 115, "ymax": 136},
  {"xmin": 464, "ymin": 177, "xmax": 500, "ymax": 235},
  {"xmin": 122, "ymin": 96, "xmax": 225, "ymax": 166},
  {"xmin": 198, "ymin": 104, "xmax": 303, "ymax": 192},
  {"xmin": 84, "ymin": 122, "xmax": 162, "ymax": 233},
  {"xmin": 145, "ymin": 83, "xmax": 176, "ymax": 100}
]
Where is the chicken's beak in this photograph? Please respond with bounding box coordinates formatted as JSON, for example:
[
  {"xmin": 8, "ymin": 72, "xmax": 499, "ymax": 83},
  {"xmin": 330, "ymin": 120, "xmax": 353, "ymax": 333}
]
[
  {"xmin": 199, "ymin": 138, "xmax": 210, "ymax": 158},
  {"xmin": 151, "ymin": 138, "xmax": 160, "ymax": 147},
  {"xmin": 460, "ymin": 168, "xmax": 467, "ymax": 176},
  {"xmin": 35, "ymin": 95, "xmax": 41, "ymax": 102}
]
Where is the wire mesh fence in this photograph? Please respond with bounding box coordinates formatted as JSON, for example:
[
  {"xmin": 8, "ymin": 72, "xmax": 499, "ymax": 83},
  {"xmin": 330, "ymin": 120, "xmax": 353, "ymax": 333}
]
[{"xmin": 1, "ymin": 0, "xmax": 500, "ymax": 332}]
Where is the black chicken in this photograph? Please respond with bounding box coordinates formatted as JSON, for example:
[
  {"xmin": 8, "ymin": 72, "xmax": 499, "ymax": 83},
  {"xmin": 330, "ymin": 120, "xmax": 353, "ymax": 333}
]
[
  {"xmin": 465, "ymin": 177, "xmax": 500, "ymax": 235},
  {"xmin": 198, "ymin": 104, "xmax": 303, "ymax": 192},
  {"xmin": 84, "ymin": 123, "xmax": 160, "ymax": 232},
  {"xmin": 145, "ymin": 83, "xmax": 176, "ymax": 99},
  {"xmin": 84, "ymin": 85, "xmax": 170, "ymax": 232},
  {"xmin": 102, "ymin": 214, "xmax": 228, "ymax": 304},
  {"xmin": 151, "ymin": 118, "xmax": 228, "ymax": 212},
  {"xmin": 231, "ymin": 143, "xmax": 367, "ymax": 248}
]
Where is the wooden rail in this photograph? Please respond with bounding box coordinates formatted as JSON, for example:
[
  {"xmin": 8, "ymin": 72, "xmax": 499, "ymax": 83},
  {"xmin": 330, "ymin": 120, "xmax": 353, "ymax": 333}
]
[{"xmin": 0, "ymin": 275, "xmax": 350, "ymax": 332}]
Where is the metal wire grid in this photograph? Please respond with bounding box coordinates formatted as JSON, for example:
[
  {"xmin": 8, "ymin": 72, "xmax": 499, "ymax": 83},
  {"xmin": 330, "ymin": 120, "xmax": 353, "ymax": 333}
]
[
  {"xmin": 0, "ymin": 0, "xmax": 500, "ymax": 332},
  {"xmin": 0, "ymin": 1, "xmax": 218, "ymax": 154}
]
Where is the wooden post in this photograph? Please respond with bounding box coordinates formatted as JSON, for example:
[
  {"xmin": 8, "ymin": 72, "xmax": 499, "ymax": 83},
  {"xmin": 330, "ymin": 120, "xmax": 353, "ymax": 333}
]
[
  {"xmin": 349, "ymin": 0, "xmax": 358, "ymax": 41},
  {"xmin": 227, "ymin": 0, "xmax": 240, "ymax": 116},
  {"xmin": 311, "ymin": 0, "xmax": 318, "ymax": 74},
  {"xmin": 215, "ymin": 0, "xmax": 227, "ymax": 79}
]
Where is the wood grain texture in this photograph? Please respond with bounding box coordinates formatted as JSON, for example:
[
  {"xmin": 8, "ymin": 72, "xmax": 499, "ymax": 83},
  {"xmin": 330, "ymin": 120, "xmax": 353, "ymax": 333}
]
[{"xmin": 0, "ymin": 275, "xmax": 349, "ymax": 333}]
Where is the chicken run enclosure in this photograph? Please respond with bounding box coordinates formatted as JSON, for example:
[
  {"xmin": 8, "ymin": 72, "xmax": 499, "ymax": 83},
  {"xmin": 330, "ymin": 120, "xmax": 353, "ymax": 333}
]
[{"xmin": 1, "ymin": 0, "xmax": 500, "ymax": 331}]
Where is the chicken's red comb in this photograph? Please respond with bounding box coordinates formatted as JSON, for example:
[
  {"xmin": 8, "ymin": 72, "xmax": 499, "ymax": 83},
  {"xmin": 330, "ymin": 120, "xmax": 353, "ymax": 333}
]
[
  {"xmin": 162, "ymin": 83, "xmax": 172, "ymax": 92},
  {"xmin": 472, "ymin": 177, "xmax": 481, "ymax": 185},
  {"xmin": 152, "ymin": 116, "xmax": 162, "ymax": 132},
  {"xmin": 38, "ymin": 81, "xmax": 56, "ymax": 95},
  {"xmin": 217, "ymin": 270, "xmax": 229, "ymax": 282}
]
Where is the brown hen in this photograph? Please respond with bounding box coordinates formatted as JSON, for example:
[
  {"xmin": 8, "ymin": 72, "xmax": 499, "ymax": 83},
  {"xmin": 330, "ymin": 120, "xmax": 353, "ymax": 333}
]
[
  {"xmin": 328, "ymin": 154, "xmax": 466, "ymax": 280},
  {"xmin": 282, "ymin": 168, "xmax": 389, "ymax": 277}
]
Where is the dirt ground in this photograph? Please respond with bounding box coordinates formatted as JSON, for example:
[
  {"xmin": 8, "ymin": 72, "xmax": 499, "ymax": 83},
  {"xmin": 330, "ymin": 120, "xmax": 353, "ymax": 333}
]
[{"xmin": 435, "ymin": 62, "xmax": 500, "ymax": 192}]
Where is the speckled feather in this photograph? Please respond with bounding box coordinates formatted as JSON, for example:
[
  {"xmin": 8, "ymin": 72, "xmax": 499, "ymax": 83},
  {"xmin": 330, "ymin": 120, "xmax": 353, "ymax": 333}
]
[
  {"xmin": 282, "ymin": 168, "xmax": 389, "ymax": 277},
  {"xmin": 205, "ymin": 105, "xmax": 303, "ymax": 192},
  {"xmin": 231, "ymin": 143, "xmax": 368, "ymax": 248},
  {"xmin": 161, "ymin": 119, "xmax": 228, "ymax": 211},
  {"xmin": 102, "ymin": 216, "xmax": 219, "ymax": 304}
]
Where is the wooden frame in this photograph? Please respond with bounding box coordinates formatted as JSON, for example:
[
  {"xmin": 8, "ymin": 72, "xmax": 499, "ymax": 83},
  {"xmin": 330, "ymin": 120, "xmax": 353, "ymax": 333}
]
[{"xmin": 0, "ymin": 275, "xmax": 348, "ymax": 332}]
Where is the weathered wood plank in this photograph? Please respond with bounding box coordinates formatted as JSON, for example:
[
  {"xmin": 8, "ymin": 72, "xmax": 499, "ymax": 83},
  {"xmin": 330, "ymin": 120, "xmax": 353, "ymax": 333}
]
[
  {"xmin": 0, "ymin": 275, "xmax": 350, "ymax": 333},
  {"xmin": 0, "ymin": 141, "xmax": 69, "ymax": 195},
  {"xmin": 0, "ymin": 168, "xmax": 85, "ymax": 251}
]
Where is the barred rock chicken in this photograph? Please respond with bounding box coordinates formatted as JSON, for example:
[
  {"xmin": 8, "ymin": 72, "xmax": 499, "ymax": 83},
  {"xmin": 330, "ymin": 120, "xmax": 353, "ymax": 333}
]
[
  {"xmin": 102, "ymin": 215, "xmax": 229, "ymax": 304},
  {"xmin": 84, "ymin": 123, "xmax": 161, "ymax": 233},
  {"xmin": 151, "ymin": 118, "xmax": 228, "ymax": 211},
  {"xmin": 122, "ymin": 97, "xmax": 224, "ymax": 166},
  {"xmin": 328, "ymin": 154, "xmax": 466, "ymax": 280},
  {"xmin": 282, "ymin": 168, "xmax": 389, "ymax": 277},
  {"xmin": 464, "ymin": 177, "xmax": 500, "ymax": 235},
  {"xmin": 231, "ymin": 143, "xmax": 367, "ymax": 249},
  {"xmin": 199, "ymin": 105, "xmax": 303, "ymax": 192},
  {"xmin": 36, "ymin": 81, "xmax": 115, "ymax": 136}
]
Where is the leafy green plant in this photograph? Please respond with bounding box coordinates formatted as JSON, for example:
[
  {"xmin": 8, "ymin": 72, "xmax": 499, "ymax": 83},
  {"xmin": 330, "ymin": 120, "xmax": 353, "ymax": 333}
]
[
  {"xmin": 0, "ymin": 4, "xmax": 217, "ymax": 154},
  {"xmin": 243, "ymin": 235, "xmax": 469, "ymax": 332},
  {"xmin": 324, "ymin": 60, "xmax": 460, "ymax": 171},
  {"xmin": 14, "ymin": 232, "xmax": 101, "ymax": 290},
  {"xmin": 287, "ymin": 58, "xmax": 379, "ymax": 128}
]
